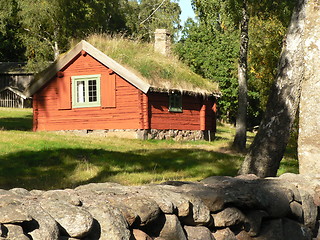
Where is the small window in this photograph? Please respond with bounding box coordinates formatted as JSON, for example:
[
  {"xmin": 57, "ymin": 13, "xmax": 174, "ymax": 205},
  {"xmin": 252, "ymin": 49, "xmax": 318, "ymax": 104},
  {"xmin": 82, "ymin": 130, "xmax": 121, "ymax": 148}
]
[
  {"xmin": 72, "ymin": 75, "xmax": 101, "ymax": 108},
  {"xmin": 169, "ymin": 91, "xmax": 182, "ymax": 112}
]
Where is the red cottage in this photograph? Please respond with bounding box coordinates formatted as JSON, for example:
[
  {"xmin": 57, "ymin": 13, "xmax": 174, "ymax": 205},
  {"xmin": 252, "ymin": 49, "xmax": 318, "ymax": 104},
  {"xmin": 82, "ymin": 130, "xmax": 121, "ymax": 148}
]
[{"xmin": 25, "ymin": 40, "xmax": 219, "ymax": 140}]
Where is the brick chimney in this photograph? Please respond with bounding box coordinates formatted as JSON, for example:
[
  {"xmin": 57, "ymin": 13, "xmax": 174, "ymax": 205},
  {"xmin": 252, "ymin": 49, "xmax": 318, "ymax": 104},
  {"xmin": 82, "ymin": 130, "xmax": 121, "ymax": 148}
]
[{"xmin": 154, "ymin": 29, "xmax": 171, "ymax": 56}]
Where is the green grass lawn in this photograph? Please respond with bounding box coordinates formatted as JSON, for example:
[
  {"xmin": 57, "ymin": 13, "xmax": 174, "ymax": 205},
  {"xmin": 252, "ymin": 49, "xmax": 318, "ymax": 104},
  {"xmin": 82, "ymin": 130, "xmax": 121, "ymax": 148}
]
[{"xmin": 0, "ymin": 108, "xmax": 298, "ymax": 190}]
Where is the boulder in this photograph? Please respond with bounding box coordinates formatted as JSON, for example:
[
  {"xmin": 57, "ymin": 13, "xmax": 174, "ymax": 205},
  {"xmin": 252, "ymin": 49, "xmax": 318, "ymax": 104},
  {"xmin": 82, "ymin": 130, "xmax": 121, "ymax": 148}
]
[
  {"xmin": 212, "ymin": 207, "xmax": 246, "ymax": 227},
  {"xmin": 132, "ymin": 229, "xmax": 153, "ymax": 240},
  {"xmin": 213, "ymin": 228, "xmax": 237, "ymax": 240},
  {"xmin": 243, "ymin": 210, "xmax": 268, "ymax": 237},
  {"xmin": 115, "ymin": 196, "xmax": 161, "ymax": 226},
  {"xmin": 138, "ymin": 185, "xmax": 191, "ymax": 216},
  {"xmin": 25, "ymin": 201, "xmax": 60, "ymax": 240},
  {"xmin": 41, "ymin": 189, "xmax": 81, "ymax": 206},
  {"xmin": 254, "ymin": 219, "xmax": 284, "ymax": 240},
  {"xmin": 3, "ymin": 224, "xmax": 29, "ymax": 240},
  {"xmin": 84, "ymin": 204, "xmax": 131, "ymax": 240},
  {"xmin": 184, "ymin": 225, "xmax": 215, "ymax": 240},
  {"xmin": 158, "ymin": 214, "xmax": 187, "ymax": 240},
  {"xmin": 282, "ymin": 218, "xmax": 312, "ymax": 240},
  {"xmin": 236, "ymin": 230, "xmax": 253, "ymax": 240},
  {"xmin": 9, "ymin": 188, "xmax": 31, "ymax": 196},
  {"xmin": 0, "ymin": 193, "xmax": 31, "ymax": 224},
  {"xmin": 40, "ymin": 200, "xmax": 93, "ymax": 238},
  {"xmin": 289, "ymin": 201, "xmax": 304, "ymax": 222},
  {"xmin": 300, "ymin": 189, "xmax": 318, "ymax": 229}
]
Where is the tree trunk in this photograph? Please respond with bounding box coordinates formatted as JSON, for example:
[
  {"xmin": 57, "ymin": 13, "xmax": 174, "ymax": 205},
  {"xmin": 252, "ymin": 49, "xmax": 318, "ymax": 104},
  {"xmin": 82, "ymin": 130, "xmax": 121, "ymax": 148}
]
[
  {"xmin": 239, "ymin": 0, "xmax": 306, "ymax": 177},
  {"xmin": 298, "ymin": 0, "xmax": 320, "ymax": 174},
  {"xmin": 232, "ymin": 0, "xmax": 249, "ymax": 152}
]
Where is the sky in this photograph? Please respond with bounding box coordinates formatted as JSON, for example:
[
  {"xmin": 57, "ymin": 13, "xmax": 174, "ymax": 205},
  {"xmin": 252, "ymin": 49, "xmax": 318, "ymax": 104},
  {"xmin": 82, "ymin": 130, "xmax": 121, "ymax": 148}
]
[{"xmin": 178, "ymin": 0, "xmax": 196, "ymax": 26}]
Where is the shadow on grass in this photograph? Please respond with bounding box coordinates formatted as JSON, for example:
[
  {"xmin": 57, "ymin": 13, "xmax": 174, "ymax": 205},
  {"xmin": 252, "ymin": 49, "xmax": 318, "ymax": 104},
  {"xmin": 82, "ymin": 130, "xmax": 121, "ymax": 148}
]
[
  {"xmin": 0, "ymin": 147, "xmax": 243, "ymax": 190},
  {"xmin": 0, "ymin": 115, "xmax": 33, "ymax": 131}
]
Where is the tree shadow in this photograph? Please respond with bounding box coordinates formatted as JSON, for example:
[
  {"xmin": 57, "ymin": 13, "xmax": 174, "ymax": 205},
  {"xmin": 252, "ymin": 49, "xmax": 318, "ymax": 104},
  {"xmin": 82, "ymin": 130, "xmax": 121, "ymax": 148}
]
[
  {"xmin": 0, "ymin": 147, "xmax": 242, "ymax": 190},
  {"xmin": 0, "ymin": 115, "xmax": 33, "ymax": 131}
]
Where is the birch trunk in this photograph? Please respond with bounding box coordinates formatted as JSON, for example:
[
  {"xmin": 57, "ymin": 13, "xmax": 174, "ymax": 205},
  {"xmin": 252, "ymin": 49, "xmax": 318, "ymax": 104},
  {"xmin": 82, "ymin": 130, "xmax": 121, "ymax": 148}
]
[
  {"xmin": 298, "ymin": 0, "xmax": 320, "ymax": 174},
  {"xmin": 232, "ymin": 0, "xmax": 249, "ymax": 152},
  {"xmin": 239, "ymin": 0, "xmax": 306, "ymax": 177}
]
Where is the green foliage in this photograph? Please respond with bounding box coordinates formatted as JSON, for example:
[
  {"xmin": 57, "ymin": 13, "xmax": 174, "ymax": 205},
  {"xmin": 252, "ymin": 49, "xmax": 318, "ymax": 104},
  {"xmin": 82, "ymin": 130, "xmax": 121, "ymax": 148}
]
[
  {"xmin": 175, "ymin": 19, "xmax": 239, "ymax": 121},
  {"xmin": 176, "ymin": 0, "xmax": 296, "ymax": 126},
  {"xmin": 0, "ymin": 0, "xmax": 180, "ymax": 71},
  {"xmin": 0, "ymin": 0, "xmax": 25, "ymax": 61}
]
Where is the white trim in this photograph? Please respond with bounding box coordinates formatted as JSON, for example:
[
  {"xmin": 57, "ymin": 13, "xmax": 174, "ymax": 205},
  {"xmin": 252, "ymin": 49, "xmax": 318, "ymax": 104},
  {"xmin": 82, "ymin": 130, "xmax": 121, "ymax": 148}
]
[{"xmin": 72, "ymin": 74, "xmax": 101, "ymax": 108}]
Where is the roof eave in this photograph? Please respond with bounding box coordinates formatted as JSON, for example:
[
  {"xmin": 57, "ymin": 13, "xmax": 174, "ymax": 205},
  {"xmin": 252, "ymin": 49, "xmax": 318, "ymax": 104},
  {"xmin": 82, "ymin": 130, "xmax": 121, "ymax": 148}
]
[{"xmin": 24, "ymin": 40, "xmax": 150, "ymax": 97}]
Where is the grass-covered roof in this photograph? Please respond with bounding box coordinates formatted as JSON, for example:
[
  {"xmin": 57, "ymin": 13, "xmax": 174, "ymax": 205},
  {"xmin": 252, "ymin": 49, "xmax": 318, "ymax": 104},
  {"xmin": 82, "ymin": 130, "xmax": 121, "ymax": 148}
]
[{"xmin": 85, "ymin": 34, "xmax": 219, "ymax": 96}]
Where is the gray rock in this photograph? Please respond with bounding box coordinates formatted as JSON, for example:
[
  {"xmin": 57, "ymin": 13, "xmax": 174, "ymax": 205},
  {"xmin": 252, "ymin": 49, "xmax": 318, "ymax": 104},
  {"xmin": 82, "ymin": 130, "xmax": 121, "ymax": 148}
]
[
  {"xmin": 300, "ymin": 189, "xmax": 318, "ymax": 229},
  {"xmin": 9, "ymin": 188, "xmax": 31, "ymax": 196},
  {"xmin": 235, "ymin": 230, "xmax": 253, "ymax": 240},
  {"xmin": 41, "ymin": 189, "xmax": 81, "ymax": 206},
  {"xmin": 154, "ymin": 185, "xmax": 192, "ymax": 217},
  {"xmin": 0, "ymin": 194, "xmax": 32, "ymax": 224},
  {"xmin": 139, "ymin": 185, "xmax": 192, "ymax": 216},
  {"xmin": 25, "ymin": 201, "xmax": 60, "ymax": 240},
  {"xmin": 243, "ymin": 210, "xmax": 268, "ymax": 237},
  {"xmin": 182, "ymin": 193, "xmax": 211, "ymax": 226},
  {"xmin": 84, "ymin": 204, "xmax": 131, "ymax": 240},
  {"xmin": 289, "ymin": 201, "xmax": 304, "ymax": 222},
  {"xmin": 116, "ymin": 196, "xmax": 161, "ymax": 226},
  {"xmin": 0, "ymin": 202, "xmax": 31, "ymax": 224},
  {"xmin": 201, "ymin": 177, "xmax": 293, "ymax": 218},
  {"xmin": 184, "ymin": 225, "xmax": 215, "ymax": 240},
  {"xmin": 132, "ymin": 229, "xmax": 153, "ymax": 240},
  {"xmin": 254, "ymin": 219, "xmax": 284, "ymax": 240},
  {"xmin": 180, "ymin": 182, "xmax": 226, "ymax": 212},
  {"xmin": 3, "ymin": 224, "xmax": 29, "ymax": 240},
  {"xmin": 159, "ymin": 214, "xmax": 187, "ymax": 240},
  {"xmin": 213, "ymin": 228, "xmax": 237, "ymax": 240},
  {"xmin": 212, "ymin": 207, "xmax": 245, "ymax": 227},
  {"xmin": 160, "ymin": 183, "xmax": 211, "ymax": 225},
  {"xmin": 40, "ymin": 200, "xmax": 93, "ymax": 238},
  {"xmin": 282, "ymin": 218, "xmax": 312, "ymax": 240}
]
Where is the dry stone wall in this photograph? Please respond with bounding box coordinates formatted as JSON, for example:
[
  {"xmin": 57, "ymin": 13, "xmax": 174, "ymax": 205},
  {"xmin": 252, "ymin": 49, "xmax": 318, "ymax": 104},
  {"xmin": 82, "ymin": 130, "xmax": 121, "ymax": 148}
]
[{"xmin": 1, "ymin": 173, "xmax": 320, "ymax": 239}]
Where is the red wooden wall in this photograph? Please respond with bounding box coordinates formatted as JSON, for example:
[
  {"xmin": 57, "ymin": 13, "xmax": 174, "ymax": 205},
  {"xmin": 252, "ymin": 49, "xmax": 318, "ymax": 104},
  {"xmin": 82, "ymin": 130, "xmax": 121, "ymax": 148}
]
[
  {"xmin": 33, "ymin": 53, "xmax": 146, "ymax": 131},
  {"xmin": 148, "ymin": 92, "xmax": 217, "ymax": 131}
]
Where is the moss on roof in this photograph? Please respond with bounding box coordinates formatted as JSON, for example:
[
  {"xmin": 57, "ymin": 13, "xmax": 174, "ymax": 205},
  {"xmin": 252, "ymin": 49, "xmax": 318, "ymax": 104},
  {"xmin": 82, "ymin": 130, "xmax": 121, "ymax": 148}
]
[{"xmin": 85, "ymin": 34, "xmax": 219, "ymax": 96}]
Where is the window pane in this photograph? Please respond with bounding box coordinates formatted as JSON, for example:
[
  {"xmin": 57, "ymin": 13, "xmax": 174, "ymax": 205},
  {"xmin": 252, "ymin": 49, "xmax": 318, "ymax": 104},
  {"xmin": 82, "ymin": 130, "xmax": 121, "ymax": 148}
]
[
  {"xmin": 88, "ymin": 80, "xmax": 97, "ymax": 102},
  {"xmin": 77, "ymin": 81, "xmax": 85, "ymax": 103}
]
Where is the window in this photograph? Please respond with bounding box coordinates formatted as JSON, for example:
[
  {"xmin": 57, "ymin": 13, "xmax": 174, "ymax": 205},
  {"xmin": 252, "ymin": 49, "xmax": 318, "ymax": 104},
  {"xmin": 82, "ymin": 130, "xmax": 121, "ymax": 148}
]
[
  {"xmin": 72, "ymin": 75, "xmax": 101, "ymax": 108},
  {"xmin": 169, "ymin": 91, "xmax": 182, "ymax": 112}
]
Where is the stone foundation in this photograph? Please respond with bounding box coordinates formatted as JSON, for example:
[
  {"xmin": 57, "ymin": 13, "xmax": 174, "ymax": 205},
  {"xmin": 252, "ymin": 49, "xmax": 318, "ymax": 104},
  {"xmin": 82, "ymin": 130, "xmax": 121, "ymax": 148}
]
[{"xmin": 56, "ymin": 129, "xmax": 216, "ymax": 141}]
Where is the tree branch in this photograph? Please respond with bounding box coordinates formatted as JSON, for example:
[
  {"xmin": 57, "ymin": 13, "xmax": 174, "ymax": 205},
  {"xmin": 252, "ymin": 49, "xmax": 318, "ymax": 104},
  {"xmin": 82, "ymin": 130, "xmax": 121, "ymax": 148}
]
[{"xmin": 140, "ymin": 0, "xmax": 166, "ymax": 25}]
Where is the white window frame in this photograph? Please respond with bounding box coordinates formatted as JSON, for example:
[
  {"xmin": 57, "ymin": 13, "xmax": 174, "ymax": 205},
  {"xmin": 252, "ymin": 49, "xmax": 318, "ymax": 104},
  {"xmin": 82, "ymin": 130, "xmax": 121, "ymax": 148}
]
[{"xmin": 72, "ymin": 74, "xmax": 101, "ymax": 108}]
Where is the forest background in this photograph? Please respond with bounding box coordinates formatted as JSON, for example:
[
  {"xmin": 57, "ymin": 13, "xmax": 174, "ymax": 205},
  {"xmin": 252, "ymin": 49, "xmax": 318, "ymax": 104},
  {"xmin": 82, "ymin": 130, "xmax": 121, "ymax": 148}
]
[{"xmin": 0, "ymin": 0, "xmax": 297, "ymax": 127}]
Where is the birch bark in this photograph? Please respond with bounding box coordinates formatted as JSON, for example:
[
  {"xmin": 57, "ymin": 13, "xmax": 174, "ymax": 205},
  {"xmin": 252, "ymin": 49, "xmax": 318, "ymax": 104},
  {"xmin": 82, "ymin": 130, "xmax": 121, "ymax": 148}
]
[
  {"xmin": 239, "ymin": 0, "xmax": 306, "ymax": 177},
  {"xmin": 298, "ymin": 0, "xmax": 320, "ymax": 174}
]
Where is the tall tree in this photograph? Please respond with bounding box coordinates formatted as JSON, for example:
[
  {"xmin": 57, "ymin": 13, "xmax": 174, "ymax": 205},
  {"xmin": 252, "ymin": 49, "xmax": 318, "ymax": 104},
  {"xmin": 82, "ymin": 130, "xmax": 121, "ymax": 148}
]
[
  {"xmin": 13, "ymin": 0, "xmax": 128, "ymax": 70},
  {"xmin": 125, "ymin": 0, "xmax": 181, "ymax": 41},
  {"xmin": 232, "ymin": 0, "xmax": 249, "ymax": 151},
  {"xmin": 0, "ymin": 0, "xmax": 25, "ymax": 61},
  {"xmin": 192, "ymin": 0, "xmax": 250, "ymax": 151},
  {"xmin": 239, "ymin": 0, "xmax": 305, "ymax": 177},
  {"xmin": 175, "ymin": 18, "xmax": 239, "ymax": 123}
]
